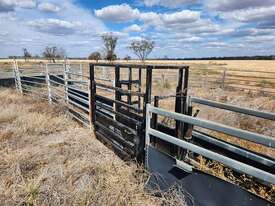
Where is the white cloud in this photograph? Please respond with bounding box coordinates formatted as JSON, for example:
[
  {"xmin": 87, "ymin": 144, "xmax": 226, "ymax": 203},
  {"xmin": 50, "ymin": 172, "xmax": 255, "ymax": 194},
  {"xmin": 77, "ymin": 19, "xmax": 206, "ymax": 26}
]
[
  {"xmin": 0, "ymin": 0, "xmax": 107, "ymax": 57},
  {"xmin": 95, "ymin": 4, "xmax": 200, "ymax": 26},
  {"xmin": 0, "ymin": 0, "xmax": 36, "ymax": 12},
  {"xmin": 140, "ymin": 12, "xmax": 162, "ymax": 25},
  {"xmin": 181, "ymin": 36, "xmax": 202, "ymax": 42},
  {"xmin": 38, "ymin": 2, "xmax": 60, "ymax": 13},
  {"xmin": 206, "ymin": 41, "xmax": 229, "ymax": 48},
  {"xmin": 123, "ymin": 24, "xmax": 142, "ymax": 32},
  {"xmin": 221, "ymin": 6, "xmax": 275, "ymax": 23},
  {"xmin": 162, "ymin": 10, "xmax": 200, "ymax": 24},
  {"xmin": 27, "ymin": 18, "xmax": 82, "ymax": 35},
  {"xmin": 207, "ymin": 0, "xmax": 275, "ymax": 12},
  {"xmin": 15, "ymin": 0, "xmax": 36, "ymax": 8},
  {"xmin": 143, "ymin": 0, "xmax": 197, "ymax": 8},
  {"xmin": 95, "ymin": 4, "xmax": 140, "ymax": 22}
]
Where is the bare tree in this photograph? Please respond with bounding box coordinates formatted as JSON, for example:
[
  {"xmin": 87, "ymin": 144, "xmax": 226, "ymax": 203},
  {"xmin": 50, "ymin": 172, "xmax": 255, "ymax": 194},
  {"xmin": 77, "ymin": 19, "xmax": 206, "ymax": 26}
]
[
  {"xmin": 42, "ymin": 46, "xmax": 66, "ymax": 62},
  {"xmin": 88, "ymin": 52, "xmax": 101, "ymax": 62},
  {"xmin": 101, "ymin": 33, "xmax": 118, "ymax": 61},
  {"xmin": 128, "ymin": 39, "xmax": 154, "ymax": 62},
  {"xmin": 23, "ymin": 48, "xmax": 32, "ymax": 61}
]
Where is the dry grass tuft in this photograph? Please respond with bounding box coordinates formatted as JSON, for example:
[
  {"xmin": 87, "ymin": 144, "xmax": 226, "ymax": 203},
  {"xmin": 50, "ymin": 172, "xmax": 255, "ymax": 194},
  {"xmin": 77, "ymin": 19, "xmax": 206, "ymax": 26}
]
[{"xmin": 0, "ymin": 88, "xmax": 184, "ymax": 206}]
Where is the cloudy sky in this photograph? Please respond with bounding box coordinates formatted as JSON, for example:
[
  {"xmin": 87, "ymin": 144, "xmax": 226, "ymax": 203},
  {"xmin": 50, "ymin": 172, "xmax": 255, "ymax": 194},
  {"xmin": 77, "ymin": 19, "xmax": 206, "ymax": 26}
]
[{"xmin": 1, "ymin": 0, "xmax": 275, "ymax": 58}]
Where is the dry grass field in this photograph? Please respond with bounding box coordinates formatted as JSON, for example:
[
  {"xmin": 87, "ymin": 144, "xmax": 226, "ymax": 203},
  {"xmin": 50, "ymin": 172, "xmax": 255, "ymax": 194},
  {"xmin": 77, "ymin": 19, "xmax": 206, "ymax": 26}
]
[{"xmin": 0, "ymin": 89, "xmax": 185, "ymax": 206}]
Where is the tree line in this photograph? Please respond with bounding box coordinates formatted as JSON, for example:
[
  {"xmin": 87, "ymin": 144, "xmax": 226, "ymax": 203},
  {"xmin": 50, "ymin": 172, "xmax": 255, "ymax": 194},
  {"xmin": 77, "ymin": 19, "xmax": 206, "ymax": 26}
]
[
  {"xmin": 88, "ymin": 33, "xmax": 154, "ymax": 62},
  {"xmin": 11, "ymin": 33, "xmax": 155, "ymax": 62},
  {"xmin": 157, "ymin": 56, "xmax": 275, "ymax": 60}
]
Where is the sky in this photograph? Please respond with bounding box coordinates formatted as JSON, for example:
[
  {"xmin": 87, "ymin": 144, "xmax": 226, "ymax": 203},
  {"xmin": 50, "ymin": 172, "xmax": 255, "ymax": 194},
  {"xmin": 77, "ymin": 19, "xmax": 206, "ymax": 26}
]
[{"xmin": 1, "ymin": 0, "xmax": 275, "ymax": 58}]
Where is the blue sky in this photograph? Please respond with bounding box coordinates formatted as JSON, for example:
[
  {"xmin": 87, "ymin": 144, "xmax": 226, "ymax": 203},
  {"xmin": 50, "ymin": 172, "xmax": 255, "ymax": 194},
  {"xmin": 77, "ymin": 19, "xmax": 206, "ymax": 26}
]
[{"xmin": 0, "ymin": 0, "xmax": 275, "ymax": 58}]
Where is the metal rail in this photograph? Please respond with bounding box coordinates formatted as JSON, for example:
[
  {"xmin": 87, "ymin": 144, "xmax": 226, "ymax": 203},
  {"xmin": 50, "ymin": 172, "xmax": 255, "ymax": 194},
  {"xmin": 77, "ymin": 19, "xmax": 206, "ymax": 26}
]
[
  {"xmin": 148, "ymin": 105, "xmax": 275, "ymax": 148},
  {"xmin": 96, "ymin": 82, "xmax": 144, "ymax": 97},
  {"xmin": 146, "ymin": 104, "xmax": 275, "ymax": 185},
  {"xmin": 190, "ymin": 97, "xmax": 275, "ymax": 121}
]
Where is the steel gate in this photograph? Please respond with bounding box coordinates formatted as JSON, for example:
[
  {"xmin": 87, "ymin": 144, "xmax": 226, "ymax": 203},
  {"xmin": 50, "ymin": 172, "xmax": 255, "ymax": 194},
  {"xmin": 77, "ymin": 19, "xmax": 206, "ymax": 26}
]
[{"xmin": 90, "ymin": 63, "xmax": 189, "ymax": 160}]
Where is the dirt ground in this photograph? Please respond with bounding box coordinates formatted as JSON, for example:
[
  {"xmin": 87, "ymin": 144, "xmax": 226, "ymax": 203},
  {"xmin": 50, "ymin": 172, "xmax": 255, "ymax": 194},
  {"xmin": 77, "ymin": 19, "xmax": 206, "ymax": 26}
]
[{"xmin": 0, "ymin": 89, "xmax": 185, "ymax": 206}]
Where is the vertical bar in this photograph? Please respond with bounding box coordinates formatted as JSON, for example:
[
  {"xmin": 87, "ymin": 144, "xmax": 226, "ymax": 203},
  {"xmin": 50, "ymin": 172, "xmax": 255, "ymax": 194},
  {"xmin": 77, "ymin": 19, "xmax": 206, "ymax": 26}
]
[
  {"xmin": 173, "ymin": 68, "xmax": 184, "ymax": 156},
  {"xmin": 13, "ymin": 60, "xmax": 18, "ymax": 91},
  {"xmin": 89, "ymin": 64, "xmax": 95, "ymax": 124},
  {"xmin": 138, "ymin": 68, "xmax": 142, "ymax": 109},
  {"xmin": 128, "ymin": 67, "xmax": 132, "ymax": 107},
  {"xmin": 14, "ymin": 60, "xmax": 22, "ymax": 93},
  {"xmin": 45, "ymin": 64, "xmax": 52, "ymax": 104},
  {"xmin": 152, "ymin": 96, "xmax": 159, "ymax": 128},
  {"xmin": 183, "ymin": 67, "xmax": 190, "ymax": 135},
  {"xmin": 144, "ymin": 66, "xmax": 152, "ymax": 116},
  {"xmin": 152, "ymin": 96, "xmax": 159, "ymax": 146},
  {"xmin": 115, "ymin": 65, "xmax": 121, "ymax": 120},
  {"xmin": 63, "ymin": 62, "xmax": 69, "ymax": 103},
  {"xmin": 140, "ymin": 66, "xmax": 152, "ymax": 162},
  {"xmin": 145, "ymin": 103, "xmax": 152, "ymax": 169},
  {"xmin": 175, "ymin": 68, "xmax": 183, "ymax": 135}
]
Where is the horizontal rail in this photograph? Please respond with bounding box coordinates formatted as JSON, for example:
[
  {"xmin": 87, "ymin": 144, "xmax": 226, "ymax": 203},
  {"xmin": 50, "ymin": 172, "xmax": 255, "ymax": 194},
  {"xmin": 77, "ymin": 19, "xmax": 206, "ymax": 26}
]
[
  {"xmin": 96, "ymin": 94, "xmax": 142, "ymax": 113},
  {"xmin": 67, "ymin": 85, "xmax": 88, "ymax": 94},
  {"xmin": 226, "ymin": 74, "xmax": 275, "ymax": 80},
  {"xmin": 190, "ymin": 97, "xmax": 275, "ymax": 121},
  {"xmin": 95, "ymin": 101, "xmax": 141, "ymax": 126},
  {"xmin": 67, "ymin": 79, "xmax": 88, "ymax": 84},
  {"xmin": 49, "ymin": 74, "xmax": 64, "ymax": 82},
  {"xmin": 92, "ymin": 63, "xmax": 188, "ymax": 69},
  {"xmin": 66, "ymin": 71, "xmax": 89, "ymax": 78},
  {"xmin": 147, "ymin": 105, "xmax": 275, "ymax": 148},
  {"xmin": 147, "ymin": 127, "xmax": 275, "ymax": 185},
  {"xmin": 67, "ymin": 104, "xmax": 89, "ymax": 119},
  {"xmin": 68, "ymin": 93, "xmax": 89, "ymax": 105},
  {"xmin": 21, "ymin": 75, "xmax": 46, "ymax": 81},
  {"xmin": 192, "ymin": 131, "xmax": 275, "ymax": 168},
  {"xmin": 68, "ymin": 99, "xmax": 89, "ymax": 112},
  {"xmin": 95, "ymin": 121, "xmax": 135, "ymax": 150},
  {"xmin": 96, "ymin": 86, "xmax": 113, "ymax": 93},
  {"xmin": 49, "ymin": 79, "xmax": 65, "ymax": 87},
  {"xmin": 190, "ymin": 67, "xmax": 275, "ymax": 74},
  {"xmin": 68, "ymin": 110, "xmax": 89, "ymax": 127},
  {"xmin": 21, "ymin": 79, "xmax": 47, "ymax": 86},
  {"xmin": 68, "ymin": 89, "xmax": 88, "ymax": 100},
  {"xmin": 95, "ymin": 77, "xmax": 113, "ymax": 82},
  {"xmin": 95, "ymin": 82, "xmax": 145, "ymax": 97}
]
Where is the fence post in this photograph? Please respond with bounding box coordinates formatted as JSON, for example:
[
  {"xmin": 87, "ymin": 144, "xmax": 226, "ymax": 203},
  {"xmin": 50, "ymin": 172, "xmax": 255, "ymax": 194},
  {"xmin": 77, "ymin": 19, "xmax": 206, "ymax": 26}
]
[
  {"xmin": 138, "ymin": 68, "xmax": 142, "ymax": 109},
  {"xmin": 221, "ymin": 68, "xmax": 227, "ymax": 89},
  {"xmin": 63, "ymin": 61, "xmax": 69, "ymax": 103},
  {"xmin": 89, "ymin": 64, "xmax": 95, "ymax": 128},
  {"xmin": 115, "ymin": 65, "xmax": 121, "ymax": 120},
  {"xmin": 13, "ymin": 59, "xmax": 22, "ymax": 93},
  {"xmin": 145, "ymin": 103, "xmax": 151, "ymax": 169},
  {"xmin": 45, "ymin": 64, "xmax": 52, "ymax": 104}
]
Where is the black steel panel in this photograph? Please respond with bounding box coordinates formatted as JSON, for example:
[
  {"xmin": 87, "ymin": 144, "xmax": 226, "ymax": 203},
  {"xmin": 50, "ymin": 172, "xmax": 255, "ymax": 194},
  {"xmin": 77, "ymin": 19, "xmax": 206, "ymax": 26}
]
[
  {"xmin": 95, "ymin": 111, "xmax": 138, "ymax": 144},
  {"xmin": 147, "ymin": 146, "xmax": 272, "ymax": 206}
]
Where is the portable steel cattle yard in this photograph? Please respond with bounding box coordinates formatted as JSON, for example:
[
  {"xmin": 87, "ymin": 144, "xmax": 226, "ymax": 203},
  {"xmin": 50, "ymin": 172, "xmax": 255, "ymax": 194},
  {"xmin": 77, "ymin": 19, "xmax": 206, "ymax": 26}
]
[{"xmin": 6, "ymin": 61, "xmax": 275, "ymax": 205}]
